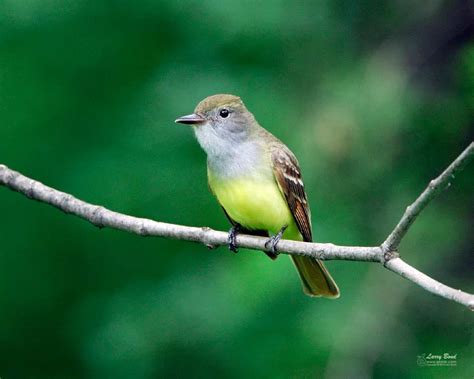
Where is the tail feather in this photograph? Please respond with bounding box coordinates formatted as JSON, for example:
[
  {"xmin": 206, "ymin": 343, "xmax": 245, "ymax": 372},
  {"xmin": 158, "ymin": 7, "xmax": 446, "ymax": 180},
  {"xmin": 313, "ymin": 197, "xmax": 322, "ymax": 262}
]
[{"xmin": 291, "ymin": 256, "xmax": 340, "ymax": 298}]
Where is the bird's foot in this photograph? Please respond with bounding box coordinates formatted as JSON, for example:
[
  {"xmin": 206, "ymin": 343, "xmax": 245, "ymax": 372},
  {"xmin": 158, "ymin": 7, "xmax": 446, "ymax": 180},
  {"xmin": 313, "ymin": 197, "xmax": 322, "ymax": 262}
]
[
  {"xmin": 227, "ymin": 225, "xmax": 240, "ymax": 253},
  {"xmin": 264, "ymin": 225, "xmax": 288, "ymax": 260}
]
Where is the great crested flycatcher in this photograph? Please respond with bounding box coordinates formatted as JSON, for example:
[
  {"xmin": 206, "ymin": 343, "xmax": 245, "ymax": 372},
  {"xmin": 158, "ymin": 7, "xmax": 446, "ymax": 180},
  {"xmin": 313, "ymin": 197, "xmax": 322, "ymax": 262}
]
[{"xmin": 176, "ymin": 94, "xmax": 339, "ymax": 298}]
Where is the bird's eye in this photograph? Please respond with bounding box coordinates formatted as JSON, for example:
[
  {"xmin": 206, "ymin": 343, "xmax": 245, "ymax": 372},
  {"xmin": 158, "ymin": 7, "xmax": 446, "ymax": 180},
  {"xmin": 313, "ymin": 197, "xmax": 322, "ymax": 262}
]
[{"xmin": 219, "ymin": 109, "xmax": 229, "ymax": 118}]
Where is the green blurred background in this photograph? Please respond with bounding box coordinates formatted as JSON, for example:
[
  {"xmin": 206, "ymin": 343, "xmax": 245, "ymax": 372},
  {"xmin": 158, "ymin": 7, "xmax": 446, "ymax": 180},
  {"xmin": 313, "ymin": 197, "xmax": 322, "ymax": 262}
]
[{"xmin": 0, "ymin": 1, "xmax": 473, "ymax": 378}]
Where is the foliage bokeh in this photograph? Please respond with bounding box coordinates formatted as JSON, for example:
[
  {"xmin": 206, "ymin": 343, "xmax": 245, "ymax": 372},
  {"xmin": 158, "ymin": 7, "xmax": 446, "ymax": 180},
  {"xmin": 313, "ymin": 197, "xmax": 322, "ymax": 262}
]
[{"xmin": 0, "ymin": 1, "xmax": 472, "ymax": 378}]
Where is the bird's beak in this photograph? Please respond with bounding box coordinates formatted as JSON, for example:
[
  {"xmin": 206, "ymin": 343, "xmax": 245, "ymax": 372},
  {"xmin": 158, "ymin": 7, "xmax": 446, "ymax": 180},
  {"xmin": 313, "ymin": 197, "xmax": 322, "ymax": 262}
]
[{"xmin": 175, "ymin": 113, "xmax": 206, "ymax": 125}]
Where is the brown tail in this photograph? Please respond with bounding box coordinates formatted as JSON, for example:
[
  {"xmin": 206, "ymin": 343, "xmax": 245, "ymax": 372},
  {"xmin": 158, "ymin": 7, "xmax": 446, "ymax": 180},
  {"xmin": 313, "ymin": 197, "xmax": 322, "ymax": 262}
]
[{"xmin": 291, "ymin": 256, "xmax": 340, "ymax": 298}]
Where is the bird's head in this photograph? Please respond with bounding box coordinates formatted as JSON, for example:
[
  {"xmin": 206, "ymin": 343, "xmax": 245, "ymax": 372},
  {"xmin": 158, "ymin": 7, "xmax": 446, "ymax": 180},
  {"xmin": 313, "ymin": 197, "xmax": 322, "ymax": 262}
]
[{"xmin": 175, "ymin": 94, "xmax": 257, "ymax": 156}]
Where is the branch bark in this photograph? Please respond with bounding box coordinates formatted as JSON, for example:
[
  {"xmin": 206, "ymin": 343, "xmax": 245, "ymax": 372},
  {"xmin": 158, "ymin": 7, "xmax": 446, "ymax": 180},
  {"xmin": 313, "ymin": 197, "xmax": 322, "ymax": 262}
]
[{"xmin": 0, "ymin": 142, "xmax": 473, "ymax": 310}]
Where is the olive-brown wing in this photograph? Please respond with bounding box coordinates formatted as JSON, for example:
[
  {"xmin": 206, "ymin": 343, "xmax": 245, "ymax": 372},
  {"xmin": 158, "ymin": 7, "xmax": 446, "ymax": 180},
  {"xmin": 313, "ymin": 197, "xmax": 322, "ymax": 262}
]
[{"xmin": 271, "ymin": 148, "xmax": 312, "ymax": 242}]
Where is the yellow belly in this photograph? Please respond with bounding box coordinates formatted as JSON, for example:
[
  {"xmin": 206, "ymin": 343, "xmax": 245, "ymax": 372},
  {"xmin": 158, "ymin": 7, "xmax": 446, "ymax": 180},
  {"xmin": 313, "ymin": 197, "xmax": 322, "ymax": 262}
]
[{"xmin": 208, "ymin": 174, "xmax": 300, "ymax": 238}]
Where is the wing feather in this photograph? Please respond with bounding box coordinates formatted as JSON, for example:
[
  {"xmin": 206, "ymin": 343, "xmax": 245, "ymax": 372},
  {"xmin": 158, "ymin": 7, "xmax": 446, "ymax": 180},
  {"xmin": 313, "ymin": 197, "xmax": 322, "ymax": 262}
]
[{"xmin": 271, "ymin": 148, "xmax": 312, "ymax": 242}]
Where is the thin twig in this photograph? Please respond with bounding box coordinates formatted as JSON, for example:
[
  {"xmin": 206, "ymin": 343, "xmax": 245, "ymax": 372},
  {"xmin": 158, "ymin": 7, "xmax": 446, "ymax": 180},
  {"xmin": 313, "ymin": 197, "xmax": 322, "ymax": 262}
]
[
  {"xmin": 0, "ymin": 143, "xmax": 473, "ymax": 310},
  {"xmin": 383, "ymin": 142, "xmax": 474, "ymax": 252},
  {"xmin": 385, "ymin": 258, "xmax": 474, "ymax": 310}
]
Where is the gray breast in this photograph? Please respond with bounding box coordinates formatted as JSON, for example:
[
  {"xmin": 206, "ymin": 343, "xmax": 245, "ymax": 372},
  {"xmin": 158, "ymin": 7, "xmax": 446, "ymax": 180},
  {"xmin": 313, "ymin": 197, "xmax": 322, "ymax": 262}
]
[{"xmin": 207, "ymin": 140, "xmax": 273, "ymax": 181}]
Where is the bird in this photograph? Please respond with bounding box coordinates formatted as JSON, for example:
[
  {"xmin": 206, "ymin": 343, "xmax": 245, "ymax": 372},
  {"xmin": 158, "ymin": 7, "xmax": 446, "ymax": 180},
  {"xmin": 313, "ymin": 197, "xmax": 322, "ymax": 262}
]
[{"xmin": 175, "ymin": 94, "xmax": 339, "ymax": 298}]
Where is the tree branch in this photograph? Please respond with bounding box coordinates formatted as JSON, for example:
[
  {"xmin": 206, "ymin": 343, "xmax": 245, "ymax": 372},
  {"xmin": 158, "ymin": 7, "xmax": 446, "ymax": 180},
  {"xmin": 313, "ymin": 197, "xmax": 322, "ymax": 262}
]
[{"xmin": 0, "ymin": 142, "xmax": 473, "ymax": 310}]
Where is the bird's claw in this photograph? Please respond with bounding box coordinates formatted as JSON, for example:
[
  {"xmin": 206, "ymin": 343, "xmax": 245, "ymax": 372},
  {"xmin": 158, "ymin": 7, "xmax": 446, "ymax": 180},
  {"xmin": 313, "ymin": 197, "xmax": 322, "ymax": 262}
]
[
  {"xmin": 227, "ymin": 225, "xmax": 240, "ymax": 253},
  {"xmin": 264, "ymin": 225, "xmax": 288, "ymax": 260}
]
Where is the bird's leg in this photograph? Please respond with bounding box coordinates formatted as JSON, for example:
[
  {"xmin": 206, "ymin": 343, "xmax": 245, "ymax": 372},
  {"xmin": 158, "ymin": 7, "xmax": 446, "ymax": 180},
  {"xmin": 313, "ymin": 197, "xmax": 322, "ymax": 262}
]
[
  {"xmin": 264, "ymin": 225, "xmax": 288, "ymax": 260},
  {"xmin": 227, "ymin": 224, "xmax": 241, "ymax": 253}
]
